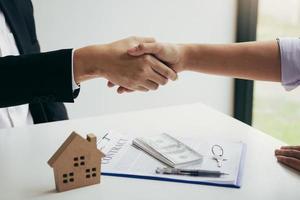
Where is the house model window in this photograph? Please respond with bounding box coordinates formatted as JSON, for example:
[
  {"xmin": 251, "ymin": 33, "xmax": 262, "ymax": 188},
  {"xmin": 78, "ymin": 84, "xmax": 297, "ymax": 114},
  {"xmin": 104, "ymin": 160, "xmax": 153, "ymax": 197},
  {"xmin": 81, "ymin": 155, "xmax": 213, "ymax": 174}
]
[
  {"xmin": 73, "ymin": 155, "xmax": 85, "ymax": 167},
  {"xmin": 86, "ymin": 167, "xmax": 97, "ymax": 178},
  {"xmin": 62, "ymin": 172, "xmax": 74, "ymax": 183},
  {"xmin": 48, "ymin": 131, "xmax": 105, "ymax": 192}
]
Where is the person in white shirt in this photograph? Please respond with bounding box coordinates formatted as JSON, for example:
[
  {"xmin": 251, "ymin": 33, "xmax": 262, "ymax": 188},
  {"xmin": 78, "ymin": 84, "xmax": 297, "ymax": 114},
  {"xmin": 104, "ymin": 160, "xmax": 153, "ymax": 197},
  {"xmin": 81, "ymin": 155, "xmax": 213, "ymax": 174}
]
[{"xmin": 111, "ymin": 40, "xmax": 300, "ymax": 172}]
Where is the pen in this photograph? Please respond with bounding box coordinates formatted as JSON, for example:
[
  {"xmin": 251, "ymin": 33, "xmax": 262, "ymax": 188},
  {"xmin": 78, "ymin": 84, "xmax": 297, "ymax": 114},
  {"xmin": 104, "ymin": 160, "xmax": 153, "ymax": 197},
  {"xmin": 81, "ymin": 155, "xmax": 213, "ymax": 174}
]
[{"xmin": 155, "ymin": 167, "xmax": 229, "ymax": 177}]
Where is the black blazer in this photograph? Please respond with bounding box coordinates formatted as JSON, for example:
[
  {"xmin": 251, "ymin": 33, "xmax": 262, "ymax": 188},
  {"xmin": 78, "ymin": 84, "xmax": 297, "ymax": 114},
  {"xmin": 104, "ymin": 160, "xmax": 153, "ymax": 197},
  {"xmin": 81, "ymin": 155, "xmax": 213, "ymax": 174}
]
[{"xmin": 0, "ymin": 0, "xmax": 79, "ymax": 124}]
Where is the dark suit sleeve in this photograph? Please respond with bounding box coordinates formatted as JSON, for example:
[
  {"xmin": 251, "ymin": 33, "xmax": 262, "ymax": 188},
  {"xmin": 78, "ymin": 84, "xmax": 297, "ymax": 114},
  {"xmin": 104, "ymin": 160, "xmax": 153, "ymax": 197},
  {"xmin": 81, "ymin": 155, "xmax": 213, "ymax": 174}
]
[{"xmin": 0, "ymin": 49, "xmax": 77, "ymax": 108}]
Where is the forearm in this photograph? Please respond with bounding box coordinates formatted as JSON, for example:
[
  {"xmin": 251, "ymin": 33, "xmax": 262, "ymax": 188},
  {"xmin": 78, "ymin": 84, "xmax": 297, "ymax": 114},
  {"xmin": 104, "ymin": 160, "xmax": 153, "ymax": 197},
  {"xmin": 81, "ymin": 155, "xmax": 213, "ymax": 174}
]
[
  {"xmin": 182, "ymin": 41, "xmax": 281, "ymax": 82},
  {"xmin": 73, "ymin": 45, "xmax": 107, "ymax": 84}
]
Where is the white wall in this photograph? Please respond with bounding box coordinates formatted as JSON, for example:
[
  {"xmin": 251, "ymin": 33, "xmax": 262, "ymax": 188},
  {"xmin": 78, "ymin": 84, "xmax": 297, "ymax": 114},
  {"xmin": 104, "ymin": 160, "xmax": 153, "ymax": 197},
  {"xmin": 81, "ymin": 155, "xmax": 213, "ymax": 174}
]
[
  {"xmin": 259, "ymin": 0, "xmax": 300, "ymax": 25},
  {"xmin": 32, "ymin": 0, "xmax": 237, "ymax": 119}
]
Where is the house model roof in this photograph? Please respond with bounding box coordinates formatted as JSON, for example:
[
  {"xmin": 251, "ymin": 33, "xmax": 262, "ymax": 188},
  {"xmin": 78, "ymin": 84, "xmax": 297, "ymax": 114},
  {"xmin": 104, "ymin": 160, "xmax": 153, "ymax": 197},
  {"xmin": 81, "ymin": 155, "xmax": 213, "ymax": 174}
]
[{"xmin": 48, "ymin": 131, "xmax": 105, "ymax": 167}]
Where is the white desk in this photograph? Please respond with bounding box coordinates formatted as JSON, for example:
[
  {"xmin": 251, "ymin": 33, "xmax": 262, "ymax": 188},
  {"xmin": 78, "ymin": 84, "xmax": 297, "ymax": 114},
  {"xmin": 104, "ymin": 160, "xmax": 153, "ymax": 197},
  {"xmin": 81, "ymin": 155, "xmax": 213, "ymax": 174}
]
[{"xmin": 0, "ymin": 103, "xmax": 299, "ymax": 200}]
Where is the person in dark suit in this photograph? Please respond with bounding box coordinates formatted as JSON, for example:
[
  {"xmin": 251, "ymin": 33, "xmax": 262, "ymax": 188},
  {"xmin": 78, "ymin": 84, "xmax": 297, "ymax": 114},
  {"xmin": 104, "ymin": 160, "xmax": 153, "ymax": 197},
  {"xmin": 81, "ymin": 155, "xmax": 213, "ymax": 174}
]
[{"xmin": 0, "ymin": 0, "xmax": 177, "ymax": 128}]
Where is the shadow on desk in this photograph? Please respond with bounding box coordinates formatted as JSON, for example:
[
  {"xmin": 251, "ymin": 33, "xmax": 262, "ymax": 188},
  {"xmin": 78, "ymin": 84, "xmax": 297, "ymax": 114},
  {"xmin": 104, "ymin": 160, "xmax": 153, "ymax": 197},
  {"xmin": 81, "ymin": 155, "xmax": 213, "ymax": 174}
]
[
  {"xmin": 23, "ymin": 188, "xmax": 56, "ymax": 199},
  {"xmin": 278, "ymin": 163, "xmax": 300, "ymax": 177}
]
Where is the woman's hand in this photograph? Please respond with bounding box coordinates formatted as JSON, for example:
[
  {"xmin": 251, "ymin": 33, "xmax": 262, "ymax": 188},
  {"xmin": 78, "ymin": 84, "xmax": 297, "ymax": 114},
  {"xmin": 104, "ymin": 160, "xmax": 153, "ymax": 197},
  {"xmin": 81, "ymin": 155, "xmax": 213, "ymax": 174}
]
[
  {"xmin": 275, "ymin": 146, "xmax": 300, "ymax": 171},
  {"xmin": 127, "ymin": 42, "xmax": 186, "ymax": 73}
]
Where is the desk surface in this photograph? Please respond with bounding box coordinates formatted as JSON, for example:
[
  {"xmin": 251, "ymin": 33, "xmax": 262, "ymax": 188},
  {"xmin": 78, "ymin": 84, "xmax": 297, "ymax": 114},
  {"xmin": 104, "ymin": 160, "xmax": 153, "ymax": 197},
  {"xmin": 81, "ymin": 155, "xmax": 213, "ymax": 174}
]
[{"xmin": 0, "ymin": 103, "xmax": 299, "ymax": 200}]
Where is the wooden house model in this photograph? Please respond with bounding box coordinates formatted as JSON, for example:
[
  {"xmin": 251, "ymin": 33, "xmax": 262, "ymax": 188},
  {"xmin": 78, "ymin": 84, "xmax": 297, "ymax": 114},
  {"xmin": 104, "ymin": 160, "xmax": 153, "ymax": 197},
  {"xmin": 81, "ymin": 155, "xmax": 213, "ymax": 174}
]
[{"xmin": 48, "ymin": 131, "xmax": 105, "ymax": 192}]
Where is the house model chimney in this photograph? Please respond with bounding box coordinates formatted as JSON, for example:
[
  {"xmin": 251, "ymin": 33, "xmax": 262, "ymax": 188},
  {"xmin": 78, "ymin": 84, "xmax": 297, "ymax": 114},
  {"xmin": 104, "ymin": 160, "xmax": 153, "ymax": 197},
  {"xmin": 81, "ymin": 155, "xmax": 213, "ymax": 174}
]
[{"xmin": 87, "ymin": 133, "xmax": 97, "ymax": 147}]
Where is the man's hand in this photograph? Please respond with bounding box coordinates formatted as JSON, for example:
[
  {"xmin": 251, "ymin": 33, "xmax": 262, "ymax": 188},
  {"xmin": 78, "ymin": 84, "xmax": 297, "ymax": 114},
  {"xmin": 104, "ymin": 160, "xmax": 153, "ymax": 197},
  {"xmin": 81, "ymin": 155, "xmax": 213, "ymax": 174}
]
[
  {"xmin": 73, "ymin": 37, "xmax": 177, "ymax": 92},
  {"xmin": 275, "ymin": 146, "xmax": 300, "ymax": 172},
  {"xmin": 109, "ymin": 42, "xmax": 186, "ymax": 93}
]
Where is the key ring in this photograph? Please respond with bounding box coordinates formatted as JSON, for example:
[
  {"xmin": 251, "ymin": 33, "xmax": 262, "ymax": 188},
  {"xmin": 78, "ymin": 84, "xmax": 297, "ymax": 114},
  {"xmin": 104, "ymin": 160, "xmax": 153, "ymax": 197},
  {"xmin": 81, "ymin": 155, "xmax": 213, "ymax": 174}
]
[{"xmin": 211, "ymin": 144, "xmax": 224, "ymax": 157}]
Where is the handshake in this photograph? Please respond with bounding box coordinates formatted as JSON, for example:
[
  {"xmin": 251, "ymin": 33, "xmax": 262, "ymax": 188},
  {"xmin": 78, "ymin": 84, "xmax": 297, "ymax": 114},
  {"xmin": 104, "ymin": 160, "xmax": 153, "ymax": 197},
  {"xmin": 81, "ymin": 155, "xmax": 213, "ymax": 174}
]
[{"xmin": 73, "ymin": 36, "xmax": 185, "ymax": 93}]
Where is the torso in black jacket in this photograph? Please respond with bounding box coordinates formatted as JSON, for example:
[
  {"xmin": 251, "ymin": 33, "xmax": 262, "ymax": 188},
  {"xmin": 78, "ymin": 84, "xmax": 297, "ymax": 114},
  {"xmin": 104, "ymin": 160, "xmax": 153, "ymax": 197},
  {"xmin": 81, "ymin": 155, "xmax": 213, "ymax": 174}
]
[{"xmin": 0, "ymin": 0, "xmax": 79, "ymax": 124}]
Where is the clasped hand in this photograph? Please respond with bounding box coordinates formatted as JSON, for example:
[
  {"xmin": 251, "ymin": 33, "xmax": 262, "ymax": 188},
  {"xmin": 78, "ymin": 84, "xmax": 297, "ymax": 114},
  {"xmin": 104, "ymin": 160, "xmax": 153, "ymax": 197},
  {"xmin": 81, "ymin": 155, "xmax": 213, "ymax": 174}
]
[
  {"xmin": 73, "ymin": 36, "xmax": 178, "ymax": 93},
  {"xmin": 105, "ymin": 37, "xmax": 184, "ymax": 93}
]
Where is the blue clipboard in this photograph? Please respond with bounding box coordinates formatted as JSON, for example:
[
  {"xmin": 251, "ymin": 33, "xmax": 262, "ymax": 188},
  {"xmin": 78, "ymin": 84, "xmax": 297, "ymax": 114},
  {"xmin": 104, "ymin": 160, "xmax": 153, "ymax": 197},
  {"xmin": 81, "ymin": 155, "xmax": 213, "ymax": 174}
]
[{"xmin": 101, "ymin": 143, "xmax": 246, "ymax": 188}]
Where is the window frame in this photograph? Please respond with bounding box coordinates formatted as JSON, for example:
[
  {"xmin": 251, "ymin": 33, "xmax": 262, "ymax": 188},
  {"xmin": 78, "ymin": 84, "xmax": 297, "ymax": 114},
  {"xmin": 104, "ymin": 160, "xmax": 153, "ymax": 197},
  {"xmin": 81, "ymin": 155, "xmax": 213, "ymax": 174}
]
[{"xmin": 233, "ymin": 0, "xmax": 259, "ymax": 125}]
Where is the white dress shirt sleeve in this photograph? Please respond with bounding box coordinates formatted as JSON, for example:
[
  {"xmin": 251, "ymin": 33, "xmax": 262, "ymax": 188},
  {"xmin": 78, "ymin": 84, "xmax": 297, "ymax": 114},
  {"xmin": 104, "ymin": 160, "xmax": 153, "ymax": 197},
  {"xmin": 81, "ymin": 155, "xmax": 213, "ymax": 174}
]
[
  {"xmin": 278, "ymin": 37, "xmax": 300, "ymax": 91},
  {"xmin": 71, "ymin": 49, "xmax": 80, "ymax": 91}
]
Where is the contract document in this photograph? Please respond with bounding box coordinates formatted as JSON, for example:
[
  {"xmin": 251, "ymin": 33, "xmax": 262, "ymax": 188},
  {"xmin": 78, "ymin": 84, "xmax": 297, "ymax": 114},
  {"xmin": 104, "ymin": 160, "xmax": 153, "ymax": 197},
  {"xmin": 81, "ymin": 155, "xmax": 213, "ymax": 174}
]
[{"xmin": 98, "ymin": 131, "xmax": 246, "ymax": 188}]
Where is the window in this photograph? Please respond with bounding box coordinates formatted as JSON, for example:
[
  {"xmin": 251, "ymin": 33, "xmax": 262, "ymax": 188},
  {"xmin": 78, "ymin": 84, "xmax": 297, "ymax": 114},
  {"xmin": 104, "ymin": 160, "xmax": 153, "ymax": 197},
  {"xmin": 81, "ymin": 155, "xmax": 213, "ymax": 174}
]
[
  {"xmin": 62, "ymin": 172, "xmax": 74, "ymax": 184},
  {"xmin": 74, "ymin": 155, "xmax": 85, "ymax": 167},
  {"xmin": 85, "ymin": 167, "xmax": 97, "ymax": 179},
  {"xmin": 253, "ymin": 0, "xmax": 300, "ymax": 144}
]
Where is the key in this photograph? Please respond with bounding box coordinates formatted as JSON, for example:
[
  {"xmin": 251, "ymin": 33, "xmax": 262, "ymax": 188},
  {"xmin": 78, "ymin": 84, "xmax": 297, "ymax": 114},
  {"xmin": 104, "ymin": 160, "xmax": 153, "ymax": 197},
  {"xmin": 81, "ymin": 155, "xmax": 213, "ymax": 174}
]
[
  {"xmin": 214, "ymin": 156, "xmax": 222, "ymax": 167},
  {"xmin": 212, "ymin": 155, "xmax": 227, "ymax": 168}
]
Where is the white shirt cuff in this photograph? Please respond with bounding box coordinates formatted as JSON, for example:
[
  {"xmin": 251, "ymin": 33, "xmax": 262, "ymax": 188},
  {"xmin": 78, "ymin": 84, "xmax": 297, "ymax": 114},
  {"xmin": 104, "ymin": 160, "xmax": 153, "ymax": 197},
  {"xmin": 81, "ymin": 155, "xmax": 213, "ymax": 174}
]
[{"xmin": 71, "ymin": 49, "xmax": 80, "ymax": 91}]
